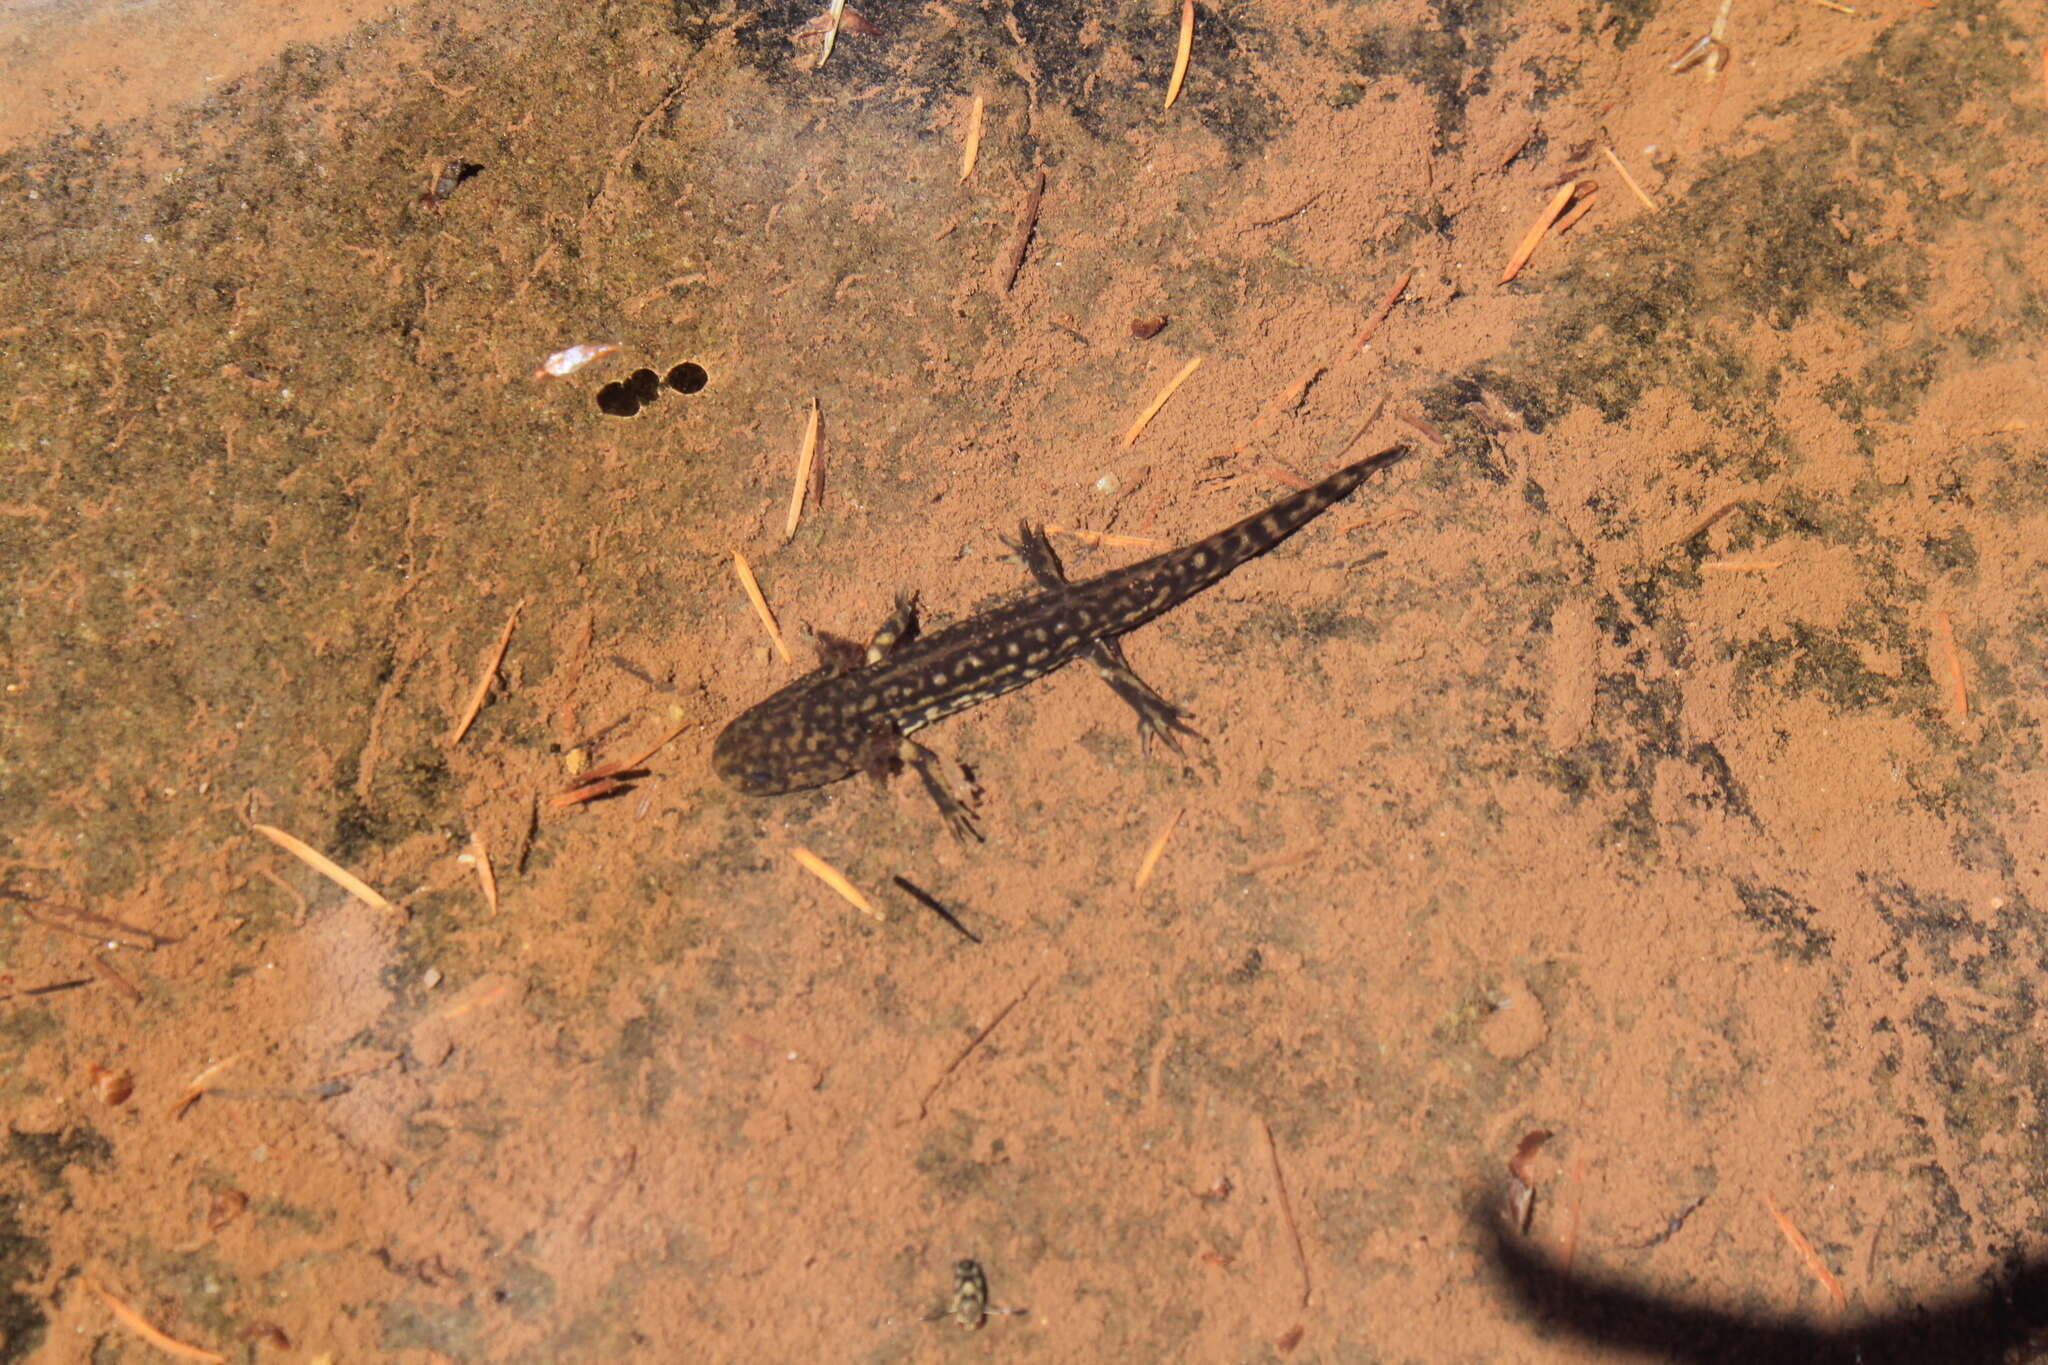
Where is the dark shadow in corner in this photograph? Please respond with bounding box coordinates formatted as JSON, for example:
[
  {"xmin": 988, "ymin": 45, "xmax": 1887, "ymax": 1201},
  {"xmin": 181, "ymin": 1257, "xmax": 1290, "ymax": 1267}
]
[{"xmin": 1475, "ymin": 1199, "xmax": 2048, "ymax": 1364}]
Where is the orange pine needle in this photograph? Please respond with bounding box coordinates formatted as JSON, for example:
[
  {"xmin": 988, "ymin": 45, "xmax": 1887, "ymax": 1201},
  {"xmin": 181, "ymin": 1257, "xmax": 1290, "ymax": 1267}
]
[
  {"xmin": 1123, "ymin": 356, "xmax": 1203, "ymax": 446},
  {"xmin": 785, "ymin": 398, "xmax": 821, "ymax": 540},
  {"xmin": 1043, "ymin": 525, "xmax": 1169, "ymax": 550},
  {"xmin": 167, "ymin": 1053, "xmax": 245, "ymax": 1119},
  {"xmin": 1599, "ymin": 145, "xmax": 1659, "ymax": 211},
  {"xmin": 960, "ymin": 93, "xmax": 985, "ymax": 182},
  {"xmin": 250, "ymin": 824, "xmax": 396, "ymax": 915},
  {"xmin": 1763, "ymin": 1191, "xmax": 1847, "ymax": 1310},
  {"xmin": 1935, "ymin": 610, "xmax": 1968, "ymax": 721},
  {"xmin": 88, "ymin": 953, "xmax": 143, "ymax": 1003},
  {"xmin": 815, "ymin": 0, "xmax": 848, "ymax": 68},
  {"xmin": 1133, "ymin": 808, "xmax": 1185, "ymax": 891},
  {"xmin": 1165, "ymin": 0, "xmax": 1195, "ymax": 110},
  {"xmin": 467, "ymin": 833, "xmax": 499, "ymax": 913},
  {"xmin": 82, "ymin": 1275, "xmax": 226, "ymax": 1363},
  {"xmin": 732, "ymin": 551, "xmax": 792, "ymax": 664},
  {"xmin": 575, "ymin": 720, "xmax": 692, "ymax": 789},
  {"xmin": 1500, "ymin": 182, "xmax": 1583, "ymax": 284},
  {"xmin": 1700, "ymin": 559, "xmax": 1784, "ymax": 572},
  {"xmin": 548, "ymin": 775, "xmax": 627, "ymax": 810},
  {"xmin": 792, "ymin": 847, "xmax": 882, "ymax": 921},
  {"xmin": 1551, "ymin": 183, "xmax": 1600, "ymax": 235},
  {"xmin": 446, "ymin": 599, "xmax": 525, "ymax": 746},
  {"xmin": 1342, "ymin": 268, "xmax": 1415, "ymax": 360}
]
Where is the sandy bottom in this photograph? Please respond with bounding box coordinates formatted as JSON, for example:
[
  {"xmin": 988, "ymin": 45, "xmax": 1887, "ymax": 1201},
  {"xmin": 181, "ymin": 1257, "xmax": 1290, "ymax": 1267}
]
[{"xmin": 3, "ymin": 0, "xmax": 2048, "ymax": 1360}]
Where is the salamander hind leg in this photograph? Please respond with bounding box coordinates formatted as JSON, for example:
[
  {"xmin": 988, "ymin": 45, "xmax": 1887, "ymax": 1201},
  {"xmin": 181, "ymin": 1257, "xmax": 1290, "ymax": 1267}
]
[
  {"xmin": 1084, "ymin": 639, "xmax": 1203, "ymax": 757},
  {"xmin": 899, "ymin": 737, "xmax": 982, "ymax": 843},
  {"xmin": 1003, "ymin": 522, "xmax": 1069, "ymax": 590},
  {"xmin": 1005, "ymin": 522, "xmax": 1201, "ymax": 758}
]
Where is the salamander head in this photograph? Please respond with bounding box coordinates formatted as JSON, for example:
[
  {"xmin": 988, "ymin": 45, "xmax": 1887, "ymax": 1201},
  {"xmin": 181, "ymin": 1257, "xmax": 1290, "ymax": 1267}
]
[{"xmin": 711, "ymin": 707, "xmax": 856, "ymax": 794}]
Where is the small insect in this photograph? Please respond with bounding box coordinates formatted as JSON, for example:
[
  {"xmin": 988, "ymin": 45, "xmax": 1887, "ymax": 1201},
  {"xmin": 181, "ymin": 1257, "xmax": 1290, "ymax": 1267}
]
[
  {"xmin": 419, "ymin": 159, "xmax": 480, "ymax": 210},
  {"xmin": 534, "ymin": 342, "xmax": 622, "ymax": 380},
  {"xmin": 923, "ymin": 1259, "xmax": 1026, "ymax": 1331},
  {"xmin": 791, "ymin": 5, "xmax": 882, "ymax": 43}
]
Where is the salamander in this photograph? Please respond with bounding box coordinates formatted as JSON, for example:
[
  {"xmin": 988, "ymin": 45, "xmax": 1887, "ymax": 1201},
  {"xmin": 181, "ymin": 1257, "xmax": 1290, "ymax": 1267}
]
[{"xmin": 712, "ymin": 443, "xmax": 1407, "ymax": 836}]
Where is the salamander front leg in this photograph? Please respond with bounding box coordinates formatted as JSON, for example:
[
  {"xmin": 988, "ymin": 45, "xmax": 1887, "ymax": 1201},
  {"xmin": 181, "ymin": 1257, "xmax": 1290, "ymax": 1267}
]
[
  {"xmin": 855, "ymin": 728, "xmax": 981, "ymax": 842},
  {"xmin": 865, "ymin": 591, "xmax": 920, "ymax": 663},
  {"xmin": 1003, "ymin": 522, "xmax": 1203, "ymax": 757},
  {"xmin": 899, "ymin": 738, "xmax": 982, "ymax": 843}
]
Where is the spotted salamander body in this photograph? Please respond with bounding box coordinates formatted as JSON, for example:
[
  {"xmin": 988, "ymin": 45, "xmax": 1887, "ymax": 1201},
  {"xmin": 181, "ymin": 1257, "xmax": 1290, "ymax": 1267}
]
[{"xmin": 713, "ymin": 444, "xmax": 1406, "ymax": 828}]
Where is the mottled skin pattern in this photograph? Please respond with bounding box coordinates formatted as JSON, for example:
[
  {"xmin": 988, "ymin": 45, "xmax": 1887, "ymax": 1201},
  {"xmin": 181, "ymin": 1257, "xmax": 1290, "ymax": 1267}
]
[{"xmin": 713, "ymin": 444, "xmax": 1407, "ymax": 830}]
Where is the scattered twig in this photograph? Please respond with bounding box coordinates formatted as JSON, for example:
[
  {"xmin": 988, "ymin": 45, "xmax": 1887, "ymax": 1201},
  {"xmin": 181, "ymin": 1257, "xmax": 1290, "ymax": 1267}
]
[
  {"xmin": 2, "ymin": 977, "xmax": 92, "ymax": 1001},
  {"xmin": 588, "ymin": 721, "xmax": 691, "ymax": 784},
  {"xmin": 1500, "ymin": 181, "xmax": 1590, "ymax": 284},
  {"xmin": 1233, "ymin": 273, "xmax": 1410, "ymax": 458},
  {"xmin": 1260, "ymin": 1116, "xmax": 1312, "ymax": 1308},
  {"xmin": 786, "ymin": 398, "xmax": 821, "ymax": 541},
  {"xmin": 1042, "ymin": 525, "xmax": 1169, "ymax": 550},
  {"xmin": 168, "ymin": 1054, "xmax": 246, "ymax": 1119},
  {"xmin": 1934, "ymin": 610, "xmax": 1968, "ymax": 721},
  {"xmin": 1260, "ymin": 463, "xmax": 1314, "ymax": 493},
  {"xmin": 1165, "ymin": 0, "xmax": 1195, "ymax": 110},
  {"xmin": 919, "ymin": 977, "xmax": 1040, "ymax": 1119},
  {"xmin": 1123, "ymin": 357, "xmax": 1204, "ymax": 446},
  {"xmin": 1763, "ymin": 1191, "xmax": 1847, "ymax": 1310},
  {"xmin": 1599, "ymin": 146, "xmax": 1659, "ymax": 211},
  {"xmin": 1395, "ymin": 407, "xmax": 1445, "ymax": 446},
  {"xmin": 1678, "ymin": 497, "xmax": 1745, "ymax": 544},
  {"xmin": 999, "ymin": 170, "xmax": 1047, "ymax": 293},
  {"xmin": 249, "ymin": 824, "xmax": 397, "ymax": 916},
  {"xmin": 1132, "ymin": 808, "xmax": 1185, "ymax": 891},
  {"xmin": 200, "ymin": 1082, "xmax": 349, "ymax": 1102},
  {"xmin": 959, "ymin": 93, "xmax": 985, "ymax": 182},
  {"xmin": 466, "ymin": 833, "xmax": 499, "ymax": 913},
  {"xmin": 1669, "ymin": 34, "xmax": 1722, "ymax": 73},
  {"xmin": 1700, "ymin": 559, "xmax": 1783, "ymax": 572},
  {"xmin": 446, "ymin": 599, "xmax": 525, "ymax": 746},
  {"xmin": 1551, "ymin": 183, "xmax": 1600, "ymax": 235},
  {"xmin": 87, "ymin": 953, "xmax": 142, "ymax": 1004},
  {"xmin": 551, "ymin": 721, "xmax": 691, "ymax": 809},
  {"xmin": 732, "ymin": 551, "xmax": 793, "ymax": 664},
  {"xmin": 254, "ymin": 864, "xmax": 309, "ymax": 923},
  {"xmin": 1707, "ymin": 0, "xmax": 1736, "ymax": 75},
  {"xmin": 1, "ymin": 888, "xmax": 169, "ymax": 950},
  {"xmin": 1803, "ymin": 0, "xmax": 1854, "ymax": 12},
  {"xmin": 816, "ymin": 0, "xmax": 849, "ymax": 67},
  {"xmin": 1629, "ymin": 1193, "xmax": 1708, "ymax": 1249},
  {"xmin": 1249, "ymin": 191, "xmax": 1323, "ymax": 228},
  {"xmin": 893, "ymin": 875, "xmax": 981, "ymax": 943},
  {"xmin": 549, "ymin": 776, "xmax": 626, "ymax": 810},
  {"xmin": 579, "ymin": 1147, "xmax": 638, "ymax": 1243},
  {"xmin": 792, "ymin": 848, "xmax": 882, "ymax": 921},
  {"xmin": 81, "ymin": 1275, "xmax": 226, "ymax": 1364},
  {"xmin": 1342, "ymin": 268, "xmax": 1415, "ymax": 361}
]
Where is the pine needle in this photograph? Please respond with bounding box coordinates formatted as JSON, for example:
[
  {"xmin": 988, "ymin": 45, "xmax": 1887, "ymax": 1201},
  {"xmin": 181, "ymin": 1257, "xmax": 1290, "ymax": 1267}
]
[
  {"xmin": 250, "ymin": 824, "xmax": 396, "ymax": 915},
  {"xmin": 792, "ymin": 847, "xmax": 882, "ymax": 921}
]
